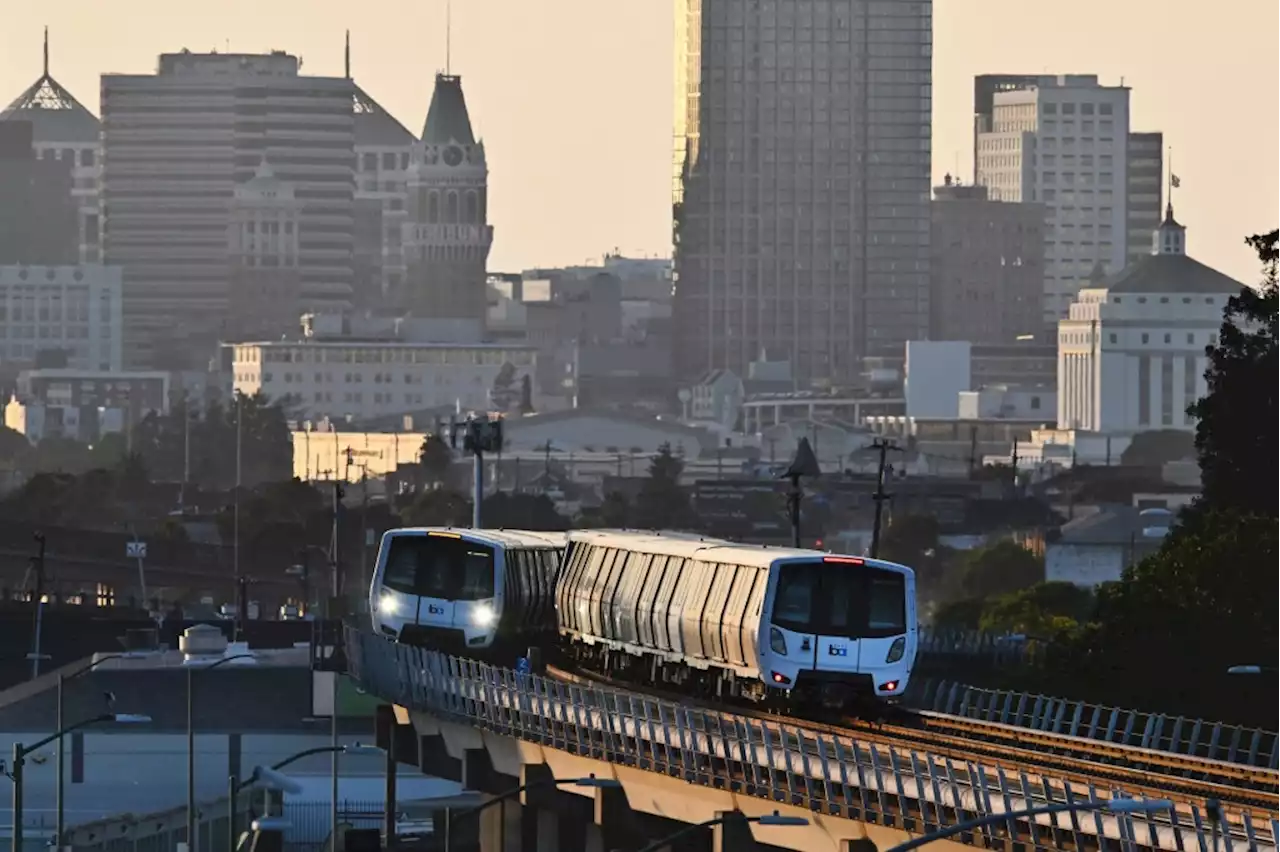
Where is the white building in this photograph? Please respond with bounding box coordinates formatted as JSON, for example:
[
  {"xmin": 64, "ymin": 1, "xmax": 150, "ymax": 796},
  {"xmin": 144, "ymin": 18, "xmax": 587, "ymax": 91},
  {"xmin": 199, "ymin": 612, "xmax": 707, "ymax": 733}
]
[
  {"xmin": 904, "ymin": 341, "xmax": 972, "ymax": 418},
  {"xmin": 976, "ymin": 75, "xmax": 1131, "ymax": 325},
  {"xmin": 1056, "ymin": 207, "xmax": 1241, "ymax": 436},
  {"xmin": 0, "ymin": 264, "xmax": 123, "ymax": 370},
  {"xmin": 230, "ymin": 339, "xmax": 538, "ymax": 423},
  {"xmin": 957, "ymin": 384, "xmax": 1055, "ymax": 421}
]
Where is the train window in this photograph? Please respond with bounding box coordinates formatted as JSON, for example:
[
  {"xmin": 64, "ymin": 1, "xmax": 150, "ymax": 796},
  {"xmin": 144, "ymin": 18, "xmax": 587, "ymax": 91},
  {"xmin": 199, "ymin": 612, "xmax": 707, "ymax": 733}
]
[
  {"xmin": 772, "ymin": 562, "xmax": 819, "ymax": 633},
  {"xmin": 865, "ymin": 571, "xmax": 907, "ymax": 636},
  {"xmin": 382, "ymin": 536, "xmax": 495, "ymax": 600}
]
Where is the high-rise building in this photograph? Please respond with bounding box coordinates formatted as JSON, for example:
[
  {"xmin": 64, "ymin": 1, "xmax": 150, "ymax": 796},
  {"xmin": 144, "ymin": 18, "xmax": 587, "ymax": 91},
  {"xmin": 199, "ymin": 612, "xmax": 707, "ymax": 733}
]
[
  {"xmin": 227, "ymin": 160, "xmax": 303, "ymax": 339},
  {"xmin": 974, "ymin": 74, "xmax": 1131, "ymax": 327},
  {"xmin": 101, "ymin": 50, "xmax": 355, "ymax": 369},
  {"xmin": 672, "ymin": 0, "xmax": 933, "ymax": 384},
  {"xmin": 347, "ymin": 35, "xmax": 417, "ymax": 312},
  {"xmin": 0, "ymin": 121, "xmax": 77, "ymax": 266},
  {"xmin": 0, "ymin": 31, "xmax": 102, "ymax": 265},
  {"xmin": 402, "ymin": 73, "xmax": 493, "ymax": 328},
  {"xmin": 1125, "ymin": 131, "xmax": 1163, "ymax": 268},
  {"xmin": 930, "ymin": 177, "xmax": 1045, "ymax": 345}
]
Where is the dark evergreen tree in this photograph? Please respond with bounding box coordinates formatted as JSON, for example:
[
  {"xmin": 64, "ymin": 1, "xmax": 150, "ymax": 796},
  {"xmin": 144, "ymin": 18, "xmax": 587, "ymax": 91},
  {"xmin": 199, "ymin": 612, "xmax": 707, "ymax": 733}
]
[{"xmin": 634, "ymin": 443, "xmax": 692, "ymax": 530}]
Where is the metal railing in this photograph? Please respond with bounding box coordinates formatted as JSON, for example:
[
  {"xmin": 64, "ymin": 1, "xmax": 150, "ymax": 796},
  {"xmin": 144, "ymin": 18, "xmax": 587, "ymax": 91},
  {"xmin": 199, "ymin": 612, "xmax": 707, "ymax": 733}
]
[
  {"xmin": 346, "ymin": 626, "xmax": 1278, "ymax": 852},
  {"xmin": 915, "ymin": 680, "xmax": 1280, "ymax": 770}
]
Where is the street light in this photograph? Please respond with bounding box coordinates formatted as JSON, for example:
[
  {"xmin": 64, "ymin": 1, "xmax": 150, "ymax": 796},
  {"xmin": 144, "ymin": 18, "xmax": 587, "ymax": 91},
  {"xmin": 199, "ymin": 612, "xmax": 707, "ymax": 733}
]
[
  {"xmin": 633, "ymin": 810, "xmax": 810, "ymax": 852},
  {"xmin": 448, "ymin": 775, "xmax": 619, "ymax": 852},
  {"xmin": 875, "ymin": 797, "xmax": 1173, "ymax": 852},
  {"xmin": 227, "ymin": 743, "xmax": 383, "ymax": 852},
  {"xmin": 8, "ymin": 712, "xmax": 152, "ymax": 852},
  {"xmin": 55, "ymin": 653, "xmax": 151, "ymax": 847},
  {"xmin": 188, "ymin": 654, "xmax": 257, "ymax": 852}
]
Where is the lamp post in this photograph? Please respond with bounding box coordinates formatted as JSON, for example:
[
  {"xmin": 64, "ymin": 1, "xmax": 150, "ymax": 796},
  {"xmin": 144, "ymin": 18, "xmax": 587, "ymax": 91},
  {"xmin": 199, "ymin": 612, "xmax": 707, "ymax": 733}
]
[
  {"xmin": 875, "ymin": 797, "xmax": 1173, "ymax": 852},
  {"xmin": 188, "ymin": 654, "xmax": 257, "ymax": 852},
  {"xmin": 447, "ymin": 775, "xmax": 619, "ymax": 852},
  {"xmin": 633, "ymin": 810, "xmax": 809, "ymax": 852},
  {"xmin": 55, "ymin": 654, "xmax": 135, "ymax": 848},
  {"xmin": 227, "ymin": 744, "xmax": 380, "ymax": 852},
  {"xmin": 9, "ymin": 712, "xmax": 152, "ymax": 852}
]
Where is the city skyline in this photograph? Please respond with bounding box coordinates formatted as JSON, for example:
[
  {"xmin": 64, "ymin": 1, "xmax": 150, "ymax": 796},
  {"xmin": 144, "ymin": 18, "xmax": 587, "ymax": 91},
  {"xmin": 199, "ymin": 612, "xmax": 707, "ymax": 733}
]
[{"xmin": 1, "ymin": 0, "xmax": 1276, "ymax": 287}]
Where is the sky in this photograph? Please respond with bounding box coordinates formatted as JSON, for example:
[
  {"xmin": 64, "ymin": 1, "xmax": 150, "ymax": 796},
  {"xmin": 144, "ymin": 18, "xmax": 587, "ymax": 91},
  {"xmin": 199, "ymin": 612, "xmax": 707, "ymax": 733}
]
[{"xmin": 2, "ymin": 0, "xmax": 1277, "ymax": 284}]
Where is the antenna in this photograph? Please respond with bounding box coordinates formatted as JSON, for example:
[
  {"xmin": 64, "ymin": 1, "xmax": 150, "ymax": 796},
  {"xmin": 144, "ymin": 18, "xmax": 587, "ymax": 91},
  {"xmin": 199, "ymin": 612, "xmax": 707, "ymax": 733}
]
[
  {"xmin": 42, "ymin": 26, "xmax": 49, "ymax": 77},
  {"xmin": 446, "ymin": 0, "xmax": 452, "ymax": 75},
  {"xmin": 344, "ymin": 30, "xmax": 351, "ymax": 79}
]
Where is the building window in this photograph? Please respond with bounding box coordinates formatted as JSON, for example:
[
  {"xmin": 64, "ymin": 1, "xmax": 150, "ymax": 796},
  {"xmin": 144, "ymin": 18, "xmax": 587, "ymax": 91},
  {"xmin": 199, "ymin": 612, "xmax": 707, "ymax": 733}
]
[
  {"xmin": 1186, "ymin": 333, "xmax": 1194, "ymax": 345},
  {"xmin": 1030, "ymin": 396, "xmax": 1041, "ymax": 410},
  {"xmin": 1164, "ymin": 333, "xmax": 1172, "ymax": 344},
  {"xmin": 1109, "ymin": 333, "xmax": 1117, "ymax": 344},
  {"xmin": 1161, "ymin": 356, "xmax": 1174, "ymax": 426},
  {"xmin": 1138, "ymin": 357, "xmax": 1151, "ymax": 425},
  {"xmin": 1141, "ymin": 333, "xmax": 1149, "ymax": 344},
  {"xmin": 1185, "ymin": 355, "xmax": 1198, "ymax": 409}
]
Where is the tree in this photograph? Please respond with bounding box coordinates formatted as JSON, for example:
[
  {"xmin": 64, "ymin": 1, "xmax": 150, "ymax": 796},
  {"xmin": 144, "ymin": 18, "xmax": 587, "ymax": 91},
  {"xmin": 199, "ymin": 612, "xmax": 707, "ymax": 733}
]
[
  {"xmin": 978, "ymin": 581, "xmax": 1095, "ymax": 637},
  {"xmin": 418, "ymin": 435, "xmax": 455, "ymax": 487},
  {"xmin": 877, "ymin": 514, "xmax": 950, "ymax": 598},
  {"xmin": 401, "ymin": 488, "xmax": 471, "ymax": 527},
  {"xmin": 0, "ymin": 425, "xmax": 30, "ymax": 465},
  {"xmin": 600, "ymin": 491, "xmax": 631, "ymax": 527},
  {"xmin": 634, "ymin": 443, "xmax": 692, "ymax": 530},
  {"xmin": 1187, "ymin": 229, "xmax": 1277, "ymax": 517},
  {"xmin": 957, "ymin": 540, "xmax": 1044, "ymax": 600},
  {"xmin": 482, "ymin": 492, "xmax": 570, "ymax": 531},
  {"xmin": 489, "ymin": 362, "xmax": 520, "ymax": 411}
]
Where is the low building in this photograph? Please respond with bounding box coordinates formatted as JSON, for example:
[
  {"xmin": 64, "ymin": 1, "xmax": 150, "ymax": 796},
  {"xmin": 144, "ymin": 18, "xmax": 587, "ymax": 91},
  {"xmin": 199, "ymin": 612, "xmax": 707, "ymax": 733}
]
[
  {"xmin": 957, "ymin": 385, "xmax": 1055, "ymax": 421},
  {"xmin": 4, "ymin": 368, "xmax": 168, "ymax": 442},
  {"xmin": 229, "ymin": 337, "xmax": 538, "ymax": 423},
  {"xmin": 1046, "ymin": 504, "xmax": 1173, "ymax": 586},
  {"xmin": 0, "ymin": 264, "xmax": 123, "ymax": 371}
]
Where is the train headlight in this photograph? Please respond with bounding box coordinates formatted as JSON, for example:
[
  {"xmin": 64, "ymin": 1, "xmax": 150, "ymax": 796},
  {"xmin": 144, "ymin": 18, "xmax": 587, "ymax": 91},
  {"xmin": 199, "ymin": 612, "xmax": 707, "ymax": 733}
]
[
  {"xmin": 886, "ymin": 636, "xmax": 906, "ymax": 664},
  {"xmin": 472, "ymin": 603, "xmax": 498, "ymax": 629},
  {"xmin": 378, "ymin": 594, "xmax": 400, "ymax": 617},
  {"xmin": 769, "ymin": 627, "xmax": 788, "ymax": 656}
]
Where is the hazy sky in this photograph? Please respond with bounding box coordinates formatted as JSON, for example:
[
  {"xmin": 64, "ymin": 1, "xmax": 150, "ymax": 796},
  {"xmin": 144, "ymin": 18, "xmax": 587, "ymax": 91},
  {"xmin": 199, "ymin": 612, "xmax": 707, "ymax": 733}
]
[{"xmin": 3, "ymin": 1, "xmax": 1276, "ymax": 283}]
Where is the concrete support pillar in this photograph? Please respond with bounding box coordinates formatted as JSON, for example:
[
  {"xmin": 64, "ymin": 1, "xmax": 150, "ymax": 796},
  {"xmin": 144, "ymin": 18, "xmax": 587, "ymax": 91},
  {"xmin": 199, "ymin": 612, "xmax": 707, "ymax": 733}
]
[
  {"xmin": 534, "ymin": 809, "xmax": 561, "ymax": 852},
  {"xmin": 479, "ymin": 798, "xmax": 524, "ymax": 852},
  {"xmin": 462, "ymin": 747, "xmax": 494, "ymax": 791},
  {"xmin": 711, "ymin": 812, "xmax": 762, "ymax": 852},
  {"xmin": 592, "ymin": 785, "xmax": 636, "ymax": 852}
]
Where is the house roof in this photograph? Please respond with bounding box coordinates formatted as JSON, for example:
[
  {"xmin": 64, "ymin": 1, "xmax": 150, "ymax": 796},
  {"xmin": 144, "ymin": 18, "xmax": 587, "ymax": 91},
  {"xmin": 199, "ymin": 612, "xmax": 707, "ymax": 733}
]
[
  {"xmin": 1057, "ymin": 504, "xmax": 1174, "ymax": 546},
  {"xmin": 0, "ymin": 74, "xmax": 100, "ymax": 144},
  {"xmin": 353, "ymin": 85, "xmax": 416, "ymax": 147},
  {"xmin": 422, "ymin": 74, "xmax": 475, "ymax": 145},
  {"xmin": 1105, "ymin": 253, "xmax": 1244, "ymax": 296},
  {"xmin": 504, "ymin": 408, "xmax": 720, "ymax": 450}
]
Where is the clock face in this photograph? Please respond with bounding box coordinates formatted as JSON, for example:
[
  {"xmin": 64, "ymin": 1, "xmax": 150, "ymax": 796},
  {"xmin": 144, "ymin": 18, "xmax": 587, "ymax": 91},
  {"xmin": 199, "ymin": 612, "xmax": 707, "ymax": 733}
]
[{"xmin": 442, "ymin": 146, "xmax": 464, "ymax": 167}]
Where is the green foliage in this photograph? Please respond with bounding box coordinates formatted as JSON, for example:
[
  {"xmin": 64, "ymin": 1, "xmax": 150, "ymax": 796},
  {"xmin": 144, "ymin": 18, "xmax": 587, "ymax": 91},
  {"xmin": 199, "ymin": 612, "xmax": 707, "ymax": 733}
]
[
  {"xmin": 930, "ymin": 597, "xmax": 985, "ymax": 631},
  {"xmin": 489, "ymin": 362, "xmax": 520, "ymax": 411},
  {"xmin": 877, "ymin": 513, "xmax": 954, "ymax": 598},
  {"xmin": 578, "ymin": 491, "xmax": 631, "ymax": 528},
  {"xmin": 482, "ymin": 492, "xmax": 570, "ymax": 531},
  {"xmin": 1120, "ymin": 430, "xmax": 1196, "ymax": 468},
  {"xmin": 0, "ymin": 425, "xmax": 30, "ymax": 464},
  {"xmin": 956, "ymin": 540, "xmax": 1044, "ymax": 600},
  {"xmin": 634, "ymin": 443, "xmax": 692, "ymax": 529},
  {"xmin": 401, "ymin": 488, "xmax": 471, "ymax": 527},
  {"xmin": 418, "ymin": 435, "xmax": 456, "ymax": 486},
  {"xmin": 1187, "ymin": 229, "xmax": 1277, "ymax": 517},
  {"xmin": 978, "ymin": 581, "xmax": 1095, "ymax": 637}
]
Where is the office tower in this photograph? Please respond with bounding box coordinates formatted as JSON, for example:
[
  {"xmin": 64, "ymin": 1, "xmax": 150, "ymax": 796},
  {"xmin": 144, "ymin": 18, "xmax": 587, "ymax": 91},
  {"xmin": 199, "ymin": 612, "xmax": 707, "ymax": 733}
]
[
  {"xmin": 101, "ymin": 51, "xmax": 355, "ymax": 369},
  {"xmin": 227, "ymin": 160, "xmax": 303, "ymax": 339},
  {"xmin": 974, "ymin": 74, "xmax": 1131, "ymax": 327},
  {"xmin": 0, "ymin": 121, "xmax": 77, "ymax": 266},
  {"xmin": 402, "ymin": 73, "xmax": 493, "ymax": 328},
  {"xmin": 1125, "ymin": 132, "xmax": 1163, "ymax": 268},
  {"xmin": 672, "ymin": 0, "xmax": 933, "ymax": 384},
  {"xmin": 347, "ymin": 35, "xmax": 417, "ymax": 312},
  {"xmin": 0, "ymin": 30, "xmax": 102, "ymax": 264},
  {"xmin": 930, "ymin": 177, "xmax": 1045, "ymax": 344}
]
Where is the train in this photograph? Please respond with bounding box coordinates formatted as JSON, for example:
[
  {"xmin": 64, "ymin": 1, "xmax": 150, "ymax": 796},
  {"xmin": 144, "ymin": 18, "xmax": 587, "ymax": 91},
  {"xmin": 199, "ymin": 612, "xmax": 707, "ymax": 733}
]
[{"xmin": 369, "ymin": 527, "xmax": 917, "ymax": 713}]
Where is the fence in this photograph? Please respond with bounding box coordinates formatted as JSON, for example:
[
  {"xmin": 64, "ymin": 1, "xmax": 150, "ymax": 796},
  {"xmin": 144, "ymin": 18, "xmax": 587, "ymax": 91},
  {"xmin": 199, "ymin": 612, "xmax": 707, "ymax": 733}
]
[{"xmin": 347, "ymin": 625, "xmax": 1278, "ymax": 852}]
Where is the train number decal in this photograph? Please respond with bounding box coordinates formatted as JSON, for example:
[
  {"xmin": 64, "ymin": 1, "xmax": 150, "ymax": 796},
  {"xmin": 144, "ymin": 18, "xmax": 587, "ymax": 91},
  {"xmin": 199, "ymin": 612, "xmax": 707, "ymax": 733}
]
[{"xmin": 828, "ymin": 645, "xmax": 848, "ymax": 657}]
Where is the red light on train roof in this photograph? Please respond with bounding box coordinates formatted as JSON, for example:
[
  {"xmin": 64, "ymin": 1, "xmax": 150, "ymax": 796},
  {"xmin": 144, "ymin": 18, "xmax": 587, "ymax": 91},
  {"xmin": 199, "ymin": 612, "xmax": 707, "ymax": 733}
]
[{"xmin": 824, "ymin": 556, "xmax": 864, "ymax": 564}]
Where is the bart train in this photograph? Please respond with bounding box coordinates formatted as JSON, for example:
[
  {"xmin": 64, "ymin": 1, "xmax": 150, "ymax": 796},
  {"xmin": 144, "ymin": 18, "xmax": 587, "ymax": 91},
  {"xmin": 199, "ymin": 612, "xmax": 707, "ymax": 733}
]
[{"xmin": 369, "ymin": 527, "xmax": 918, "ymax": 711}]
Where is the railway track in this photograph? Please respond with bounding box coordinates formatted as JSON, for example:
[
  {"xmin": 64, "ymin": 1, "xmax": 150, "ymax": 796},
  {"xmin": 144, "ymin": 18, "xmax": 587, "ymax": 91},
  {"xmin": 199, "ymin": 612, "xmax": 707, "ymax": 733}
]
[{"xmin": 544, "ymin": 662, "xmax": 1278, "ymax": 821}]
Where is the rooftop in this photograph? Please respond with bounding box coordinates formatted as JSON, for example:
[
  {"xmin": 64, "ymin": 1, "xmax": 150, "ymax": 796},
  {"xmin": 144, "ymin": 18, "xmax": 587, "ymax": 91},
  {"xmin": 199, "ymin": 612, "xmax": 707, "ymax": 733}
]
[
  {"xmin": 422, "ymin": 74, "xmax": 476, "ymax": 145},
  {"xmin": 0, "ymin": 32, "xmax": 101, "ymax": 145},
  {"xmin": 354, "ymin": 84, "xmax": 416, "ymax": 147},
  {"xmin": 1104, "ymin": 253, "xmax": 1245, "ymax": 296}
]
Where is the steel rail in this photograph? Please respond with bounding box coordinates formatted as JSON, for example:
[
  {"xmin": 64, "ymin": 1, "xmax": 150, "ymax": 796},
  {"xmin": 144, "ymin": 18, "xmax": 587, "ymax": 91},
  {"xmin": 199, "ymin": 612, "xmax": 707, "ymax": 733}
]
[{"xmin": 544, "ymin": 664, "xmax": 1277, "ymax": 817}]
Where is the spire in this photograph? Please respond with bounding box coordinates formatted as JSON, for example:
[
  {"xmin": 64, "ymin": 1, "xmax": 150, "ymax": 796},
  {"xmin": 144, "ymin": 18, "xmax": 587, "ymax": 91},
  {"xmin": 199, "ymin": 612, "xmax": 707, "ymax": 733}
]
[
  {"xmin": 445, "ymin": 0, "xmax": 452, "ymax": 76},
  {"xmin": 421, "ymin": 73, "xmax": 475, "ymax": 145},
  {"xmin": 42, "ymin": 26, "xmax": 49, "ymax": 77},
  {"xmin": 344, "ymin": 30, "xmax": 351, "ymax": 79}
]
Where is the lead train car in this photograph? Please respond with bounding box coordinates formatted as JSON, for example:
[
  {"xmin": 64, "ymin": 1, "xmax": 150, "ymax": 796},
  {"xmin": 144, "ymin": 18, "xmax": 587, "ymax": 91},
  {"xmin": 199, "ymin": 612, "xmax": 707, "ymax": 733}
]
[
  {"xmin": 556, "ymin": 530, "xmax": 918, "ymax": 708},
  {"xmin": 370, "ymin": 527, "xmax": 566, "ymax": 657}
]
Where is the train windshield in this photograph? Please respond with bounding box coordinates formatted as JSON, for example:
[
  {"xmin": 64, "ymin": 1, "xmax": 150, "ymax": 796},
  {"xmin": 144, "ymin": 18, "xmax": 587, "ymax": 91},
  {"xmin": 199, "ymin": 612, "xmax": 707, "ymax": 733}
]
[
  {"xmin": 772, "ymin": 561, "xmax": 906, "ymax": 639},
  {"xmin": 381, "ymin": 535, "xmax": 496, "ymax": 601}
]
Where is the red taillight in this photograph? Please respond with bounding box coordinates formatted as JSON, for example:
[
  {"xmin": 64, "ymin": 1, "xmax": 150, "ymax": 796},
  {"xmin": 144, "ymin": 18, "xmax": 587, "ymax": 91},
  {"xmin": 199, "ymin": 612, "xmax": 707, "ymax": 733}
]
[
  {"xmin": 824, "ymin": 556, "xmax": 864, "ymax": 564},
  {"xmin": 771, "ymin": 671, "xmax": 792, "ymax": 685},
  {"xmin": 880, "ymin": 680, "xmax": 899, "ymax": 692}
]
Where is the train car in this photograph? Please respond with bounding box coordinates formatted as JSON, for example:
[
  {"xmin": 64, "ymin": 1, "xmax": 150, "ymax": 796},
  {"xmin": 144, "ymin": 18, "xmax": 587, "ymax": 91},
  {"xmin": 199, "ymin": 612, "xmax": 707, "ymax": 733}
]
[
  {"xmin": 370, "ymin": 528, "xmax": 566, "ymax": 657},
  {"xmin": 556, "ymin": 529, "xmax": 917, "ymax": 709}
]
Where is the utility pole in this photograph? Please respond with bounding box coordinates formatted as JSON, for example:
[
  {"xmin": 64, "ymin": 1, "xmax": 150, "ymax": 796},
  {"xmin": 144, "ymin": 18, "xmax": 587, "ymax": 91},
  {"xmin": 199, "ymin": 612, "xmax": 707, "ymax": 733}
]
[
  {"xmin": 967, "ymin": 426, "xmax": 978, "ymax": 477},
  {"xmin": 869, "ymin": 438, "xmax": 898, "ymax": 559},
  {"xmin": 452, "ymin": 416, "xmax": 504, "ymax": 529},
  {"xmin": 1010, "ymin": 439, "xmax": 1020, "ymax": 495},
  {"xmin": 28, "ymin": 533, "xmax": 47, "ymax": 679},
  {"xmin": 780, "ymin": 438, "xmax": 820, "ymax": 549},
  {"xmin": 330, "ymin": 466, "xmax": 345, "ymax": 615}
]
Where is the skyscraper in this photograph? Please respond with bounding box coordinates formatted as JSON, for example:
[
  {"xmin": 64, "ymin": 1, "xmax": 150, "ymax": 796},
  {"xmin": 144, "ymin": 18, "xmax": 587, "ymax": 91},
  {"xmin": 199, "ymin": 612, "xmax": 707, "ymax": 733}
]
[
  {"xmin": 101, "ymin": 50, "xmax": 355, "ymax": 368},
  {"xmin": 974, "ymin": 74, "xmax": 1132, "ymax": 326},
  {"xmin": 402, "ymin": 73, "xmax": 493, "ymax": 328},
  {"xmin": 672, "ymin": 0, "xmax": 933, "ymax": 385},
  {"xmin": 1125, "ymin": 132, "xmax": 1163, "ymax": 269}
]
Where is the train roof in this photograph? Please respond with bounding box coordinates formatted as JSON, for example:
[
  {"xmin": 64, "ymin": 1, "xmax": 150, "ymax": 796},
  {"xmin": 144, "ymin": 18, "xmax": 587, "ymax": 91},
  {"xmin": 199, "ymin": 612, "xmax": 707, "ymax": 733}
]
[
  {"xmin": 385, "ymin": 527, "xmax": 567, "ymax": 550},
  {"xmin": 567, "ymin": 528, "xmax": 914, "ymax": 574}
]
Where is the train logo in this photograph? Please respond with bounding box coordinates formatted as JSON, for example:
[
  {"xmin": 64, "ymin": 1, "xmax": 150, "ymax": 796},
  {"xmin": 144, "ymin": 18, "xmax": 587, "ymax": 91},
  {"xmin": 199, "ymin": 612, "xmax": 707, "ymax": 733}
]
[
  {"xmin": 829, "ymin": 645, "xmax": 848, "ymax": 657},
  {"xmin": 427, "ymin": 604, "xmax": 444, "ymax": 615}
]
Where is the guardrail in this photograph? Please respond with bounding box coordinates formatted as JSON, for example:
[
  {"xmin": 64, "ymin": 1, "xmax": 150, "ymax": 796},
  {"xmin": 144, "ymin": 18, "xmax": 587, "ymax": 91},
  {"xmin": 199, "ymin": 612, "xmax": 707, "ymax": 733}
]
[
  {"xmin": 916, "ymin": 628, "xmax": 1040, "ymax": 666},
  {"xmin": 915, "ymin": 680, "xmax": 1280, "ymax": 771},
  {"xmin": 346, "ymin": 627, "xmax": 1278, "ymax": 852}
]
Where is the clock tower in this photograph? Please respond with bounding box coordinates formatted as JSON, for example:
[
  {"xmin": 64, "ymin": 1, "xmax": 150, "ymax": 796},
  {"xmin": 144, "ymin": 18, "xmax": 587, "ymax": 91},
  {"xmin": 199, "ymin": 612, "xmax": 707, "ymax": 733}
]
[{"xmin": 402, "ymin": 73, "xmax": 493, "ymax": 326}]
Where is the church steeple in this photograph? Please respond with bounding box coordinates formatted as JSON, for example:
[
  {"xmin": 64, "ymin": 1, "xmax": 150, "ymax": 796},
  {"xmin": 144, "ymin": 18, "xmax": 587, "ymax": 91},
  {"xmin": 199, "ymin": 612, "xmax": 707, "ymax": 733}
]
[{"xmin": 1152, "ymin": 201, "xmax": 1186, "ymax": 256}]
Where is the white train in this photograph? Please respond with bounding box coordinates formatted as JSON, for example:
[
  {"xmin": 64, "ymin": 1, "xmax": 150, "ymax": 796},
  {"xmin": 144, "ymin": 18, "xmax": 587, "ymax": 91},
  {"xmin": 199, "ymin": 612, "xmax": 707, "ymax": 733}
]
[
  {"xmin": 369, "ymin": 527, "xmax": 566, "ymax": 655},
  {"xmin": 556, "ymin": 529, "xmax": 917, "ymax": 708}
]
